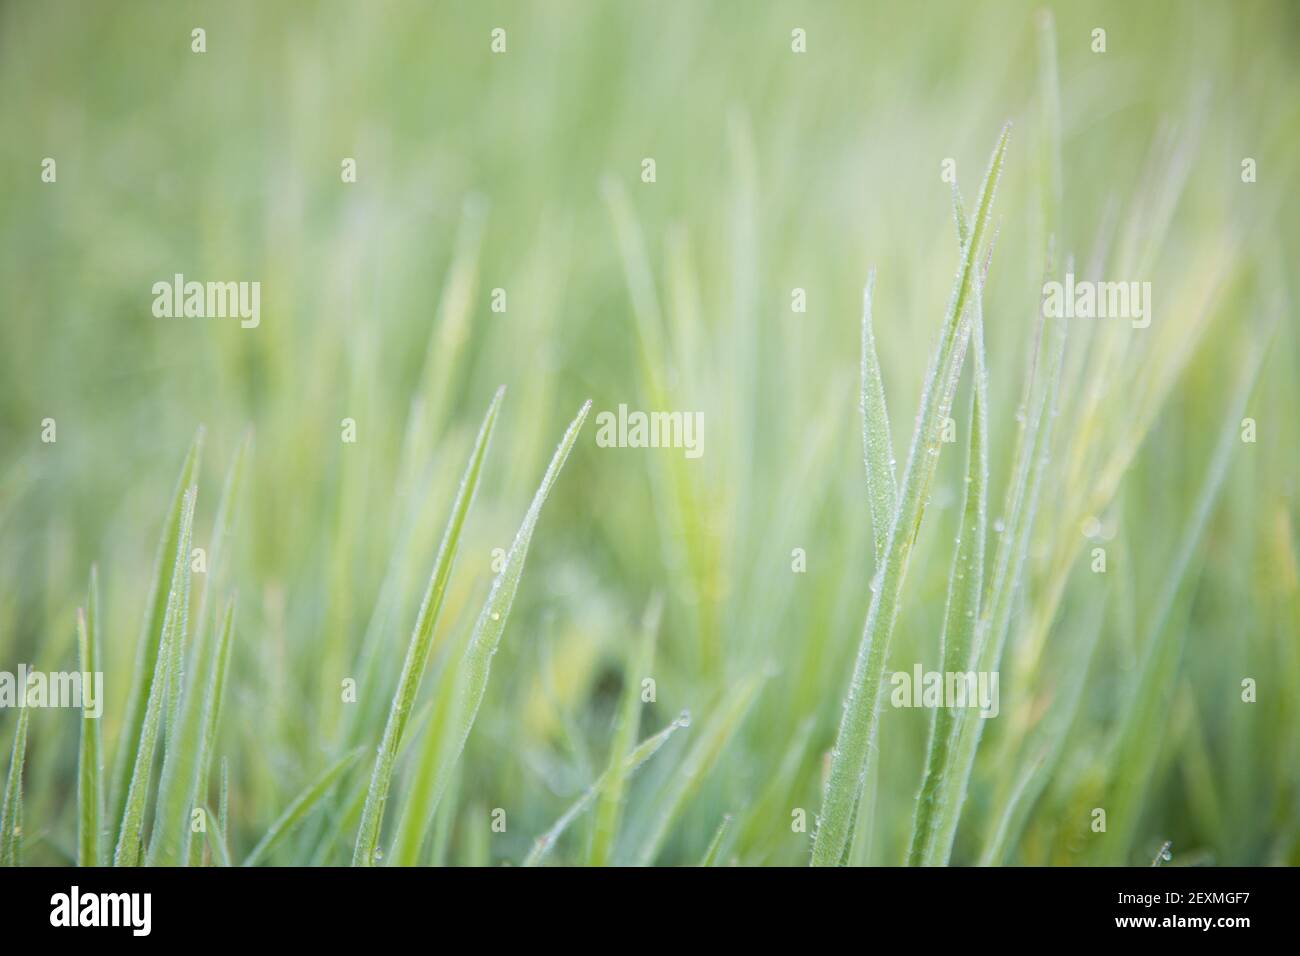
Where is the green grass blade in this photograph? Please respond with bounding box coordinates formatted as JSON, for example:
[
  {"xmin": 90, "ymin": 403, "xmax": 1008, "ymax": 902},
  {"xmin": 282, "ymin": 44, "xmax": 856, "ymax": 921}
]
[
  {"xmin": 1035, "ymin": 8, "xmax": 1063, "ymax": 255},
  {"xmin": 927, "ymin": 306, "xmax": 1067, "ymax": 865},
  {"xmin": 699, "ymin": 813, "xmax": 732, "ymax": 867},
  {"xmin": 76, "ymin": 576, "xmax": 104, "ymax": 866},
  {"xmin": 203, "ymin": 804, "xmax": 231, "ymax": 867},
  {"xmin": 908, "ymin": 332, "xmax": 988, "ymax": 864},
  {"xmin": 218, "ymin": 757, "xmax": 229, "ymax": 865},
  {"xmin": 189, "ymin": 599, "xmax": 237, "ymax": 865},
  {"xmin": 812, "ymin": 124, "xmax": 1010, "ymax": 867},
  {"xmin": 388, "ymin": 399, "xmax": 591, "ymax": 865},
  {"xmin": 0, "ymin": 705, "xmax": 31, "ymax": 866},
  {"xmin": 523, "ymin": 715, "xmax": 687, "ymax": 867},
  {"xmin": 193, "ymin": 430, "xmax": 251, "ymax": 772},
  {"xmin": 906, "ymin": 192, "xmax": 991, "ymax": 865},
  {"xmin": 860, "ymin": 268, "xmax": 897, "ymax": 565},
  {"xmin": 174, "ymin": 430, "xmax": 250, "ymax": 758},
  {"xmin": 636, "ymin": 672, "xmax": 765, "ymax": 866},
  {"xmin": 846, "ymin": 727, "xmax": 880, "ymax": 865},
  {"xmin": 114, "ymin": 482, "xmax": 198, "ymax": 867},
  {"xmin": 148, "ymin": 598, "xmax": 236, "ymax": 866},
  {"xmin": 352, "ymin": 386, "xmax": 505, "ymax": 867},
  {"xmin": 244, "ymin": 748, "xmax": 363, "ymax": 866},
  {"xmin": 589, "ymin": 594, "xmax": 661, "ymax": 866},
  {"xmin": 109, "ymin": 428, "xmax": 204, "ymax": 827}
]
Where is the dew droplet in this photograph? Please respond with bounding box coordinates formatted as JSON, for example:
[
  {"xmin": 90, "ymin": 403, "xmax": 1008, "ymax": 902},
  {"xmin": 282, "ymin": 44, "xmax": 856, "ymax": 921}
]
[{"xmin": 676, "ymin": 709, "xmax": 692, "ymax": 728}]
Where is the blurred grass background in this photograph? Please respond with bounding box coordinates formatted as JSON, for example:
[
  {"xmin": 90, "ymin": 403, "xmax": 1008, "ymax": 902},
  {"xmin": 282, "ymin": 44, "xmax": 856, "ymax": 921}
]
[{"xmin": 1, "ymin": 0, "xmax": 1297, "ymax": 865}]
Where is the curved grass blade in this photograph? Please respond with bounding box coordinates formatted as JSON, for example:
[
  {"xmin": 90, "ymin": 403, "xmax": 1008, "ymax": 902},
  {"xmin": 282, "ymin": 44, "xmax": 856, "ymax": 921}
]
[
  {"xmin": 812, "ymin": 124, "xmax": 1010, "ymax": 866},
  {"xmin": 203, "ymin": 805, "xmax": 231, "ymax": 867},
  {"xmin": 926, "ymin": 304, "xmax": 1067, "ymax": 865},
  {"xmin": 188, "ymin": 599, "xmax": 237, "ymax": 865},
  {"xmin": 636, "ymin": 671, "xmax": 765, "ymax": 866},
  {"xmin": 148, "ymin": 598, "xmax": 236, "ymax": 865},
  {"xmin": 388, "ymin": 399, "xmax": 591, "ymax": 865},
  {"xmin": 860, "ymin": 269, "xmax": 897, "ymax": 565},
  {"xmin": 194, "ymin": 430, "xmax": 251, "ymax": 777},
  {"xmin": 699, "ymin": 813, "xmax": 733, "ymax": 867},
  {"xmin": 218, "ymin": 757, "xmax": 229, "ymax": 865},
  {"xmin": 523, "ymin": 715, "xmax": 687, "ymax": 867},
  {"xmin": 907, "ymin": 193, "xmax": 991, "ymax": 865},
  {"xmin": 244, "ymin": 747, "xmax": 363, "ymax": 867},
  {"xmin": 351, "ymin": 387, "xmax": 505, "ymax": 867},
  {"xmin": 589, "ymin": 594, "xmax": 661, "ymax": 866},
  {"xmin": 76, "ymin": 578, "xmax": 104, "ymax": 866},
  {"xmin": 114, "ymin": 482, "xmax": 198, "ymax": 866},
  {"xmin": 0, "ymin": 706, "xmax": 31, "ymax": 866},
  {"xmin": 109, "ymin": 428, "xmax": 204, "ymax": 826}
]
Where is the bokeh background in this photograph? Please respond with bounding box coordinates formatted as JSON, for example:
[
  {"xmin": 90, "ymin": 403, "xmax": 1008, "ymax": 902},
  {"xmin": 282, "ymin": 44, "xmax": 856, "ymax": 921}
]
[{"xmin": 1, "ymin": 0, "xmax": 1297, "ymax": 865}]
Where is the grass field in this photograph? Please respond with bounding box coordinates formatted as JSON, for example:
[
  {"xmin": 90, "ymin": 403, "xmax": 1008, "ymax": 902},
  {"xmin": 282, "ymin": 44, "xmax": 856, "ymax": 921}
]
[{"xmin": 1, "ymin": 1, "xmax": 1298, "ymax": 867}]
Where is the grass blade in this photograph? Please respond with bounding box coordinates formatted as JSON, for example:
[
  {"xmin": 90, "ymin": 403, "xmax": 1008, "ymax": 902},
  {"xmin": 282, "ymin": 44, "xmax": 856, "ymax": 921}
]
[
  {"xmin": 636, "ymin": 672, "xmax": 765, "ymax": 865},
  {"xmin": 522, "ymin": 715, "xmax": 687, "ymax": 866},
  {"xmin": 193, "ymin": 430, "xmax": 252, "ymax": 783},
  {"xmin": 203, "ymin": 804, "xmax": 231, "ymax": 867},
  {"xmin": 388, "ymin": 399, "xmax": 591, "ymax": 864},
  {"xmin": 0, "ymin": 706, "xmax": 31, "ymax": 866},
  {"xmin": 218, "ymin": 757, "xmax": 229, "ymax": 865},
  {"xmin": 906, "ymin": 190, "xmax": 992, "ymax": 865},
  {"xmin": 812, "ymin": 124, "xmax": 1010, "ymax": 866},
  {"xmin": 114, "ymin": 483, "xmax": 198, "ymax": 867},
  {"xmin": 699, "ymin": 813, "xmax": 733, "ymax": 867},
  {"xmin": 109, "ymin": 428, "xmax": 204, "ymax": 826},
  {"xmin": 76, "ymin": 573, "xmax": 104, "ymax": 866},
  {"xmin": 148, "ymin": 598, "xmax": 236, "ymax": 866},
  {"xmin": 860, "ymin": 268, "xmax": 897, "ymax": 565},
  {"xmin": 351, "ymin": 387, "xmax": 505, "ymax": 866},
  {"xmin": 927, "ymin": 304, "xmax": 1068, "ymax": 865},
  {"xmin": 589, "ymin": 594, "xmax": 661, "ymax": 866},
  {"xmin": 189, "ymin": 598, "xmax": 237, "ymax": 865},
  {"xmin": 244, "ymin": 748, "xmax": 363, "ymax": 867}
]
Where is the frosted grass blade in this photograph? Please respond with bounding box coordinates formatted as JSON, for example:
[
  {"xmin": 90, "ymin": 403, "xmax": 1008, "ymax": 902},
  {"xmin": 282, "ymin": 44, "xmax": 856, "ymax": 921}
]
[
  {"xmin": 114, "ymin": 483, "xmax": 198, "ymax": 867},
  {"xmin": 109, "ymin": 428, "xmax": 204, "ymax": 826},
  {"xmin": 352, "ymin": 387, "xmax": 504, "ymax": 866},
  {"xmin": 812, "ymin": 125, "xmax": 1010, "ymax": 866},
  {"xmin": 389, "ymin": 399, "xmax": 591, "ymax": 864},
  {"xmin": 0, "ymin": 706, "xmax": 30, "ymax": 866},
  {"xmin": 860, "ymin": 269, "xmax": 897, "ymax": 565}
]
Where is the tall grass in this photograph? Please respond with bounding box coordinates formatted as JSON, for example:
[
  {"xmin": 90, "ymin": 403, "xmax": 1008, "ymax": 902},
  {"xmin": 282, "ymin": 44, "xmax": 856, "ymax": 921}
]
[{"xmin": 0, "ymin": 1, "xmax": 1296, "ymax": 867}]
